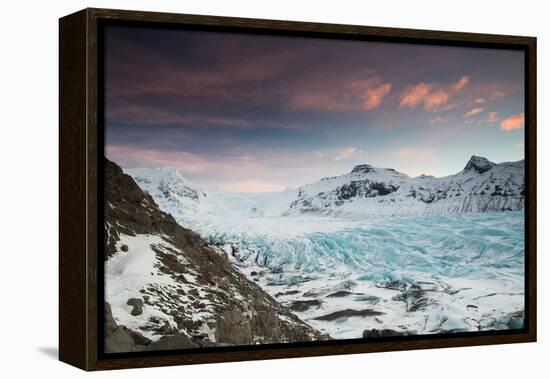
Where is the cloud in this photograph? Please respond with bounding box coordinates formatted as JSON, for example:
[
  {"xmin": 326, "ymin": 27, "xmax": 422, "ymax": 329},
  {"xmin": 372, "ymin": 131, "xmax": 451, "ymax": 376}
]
[
  {"xmin": 451, "ymin": 75, "xmax": 470, "ymax": 93},
  {"xmin": 465, "ymin": 107, "xmax": 484, "ymax": 117},
  {"xmin": 424, "ymin": 90, "xmax": 450, "ymax": 111},
  {"xmin": 500, "ymin": 113, "xmax": 525, "ymax": 131},
  {"xmin": 474, "ymin": 98, "xmax": 485, "ymax": 104},
  {"xmin": 334, "ymin": 147, "xmax": 363, "ymax": 161},
  {"xmin": 487, "ymin": 111, "xmax": 499, "ymax": 123},
  {"xmin": 363, "ymin": 83, "xmax": 392, "ymax": 110},
  {"xmin": 290, "ymin": 76, "xmax": 392, "ymax": 112},
  {"xmin": 490, "ymin": 91, "xmax": 507, "ymax": 100},
  {"xmin": 396, "ymin": 147, "xmax": 434, "ymax": 159},
  {"xmin": 399, "ymin": 82, "xmax": 431, "ymax": 109},
  {"xmin": 399, "ymin": 75, "xmax": 469, "ymax": 112},
  {"xmin": 429, "ymin": 116, "xmax": 445, "ymax": 125}
]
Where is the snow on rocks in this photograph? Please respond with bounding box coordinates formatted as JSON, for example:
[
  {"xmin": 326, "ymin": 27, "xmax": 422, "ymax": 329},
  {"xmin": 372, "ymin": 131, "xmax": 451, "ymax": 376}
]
[{"xmin": 123, "ymin": 157, "xmax": 525, "ymax": 341}]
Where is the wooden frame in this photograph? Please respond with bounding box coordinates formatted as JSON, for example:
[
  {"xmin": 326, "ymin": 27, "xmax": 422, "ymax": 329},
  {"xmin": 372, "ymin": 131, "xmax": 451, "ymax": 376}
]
[{"xmin": 59, "ymin": 7, "xmax": 537, "ymax": 371}]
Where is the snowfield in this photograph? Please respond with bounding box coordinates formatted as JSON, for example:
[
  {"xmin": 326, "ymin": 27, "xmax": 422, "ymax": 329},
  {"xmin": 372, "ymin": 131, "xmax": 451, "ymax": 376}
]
[{"xmin": 125, "ymin": 158, "xmax": 525, "ymax": 339}]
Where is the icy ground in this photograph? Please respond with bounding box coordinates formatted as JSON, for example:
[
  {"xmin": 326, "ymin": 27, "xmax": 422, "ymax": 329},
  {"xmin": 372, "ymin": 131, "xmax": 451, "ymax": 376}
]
[
  {"xmin": 177, "ymin": 210, "xmax": 524, "ymax": 339},
  {"xmin": 126, "ymin": 167, "xmax": 525, "ymax": 339}
]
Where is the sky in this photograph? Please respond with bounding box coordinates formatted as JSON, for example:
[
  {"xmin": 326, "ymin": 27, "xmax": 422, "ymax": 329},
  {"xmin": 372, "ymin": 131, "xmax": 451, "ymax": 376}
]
[{"xmin": 104, "ymin": 25, "xmax": 525, "ymax": 193}]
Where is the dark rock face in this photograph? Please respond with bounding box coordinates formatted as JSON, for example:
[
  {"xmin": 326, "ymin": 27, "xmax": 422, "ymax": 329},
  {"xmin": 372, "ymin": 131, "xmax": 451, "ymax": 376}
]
[
  {"xmin": 104, "ymin": 302, "xmax": 150, "ymax": 352},
  {"xmin": 326, "ymin": 290, "xmax": 355, "ymax": 298},
  {"xmin": 336, "ymin": 180, "xmax": 400, "ymax": 200},
  {"xmin": 127, "ymin": 298, "xmax": 143, "ymax": 316},
  {"xmin": 362, "ymin": 328, "xmax": 411, "ymax": 338},
  {"xmin": 351, "ymin": 164, "xmax": 376, "ymax": 174},
  {"xmin": 288, "ymin": 156, "xmax": 524, "ymax": 215},
  {"xmin": 289, "ymin": 299, "xmax": 322, "ymax": 312},
  {"xmin": 147, "ymin": 334, "xmax": 198, "ymax": 350},
  {"xmin": 313, "ymin": 308, "xmax": 384, "ymax": 321},
  {"xmin": 463, "ymin": 155, "xmax": 495, "ymax": 174},
  {"xmin": 104, "ymin": 158, "xmax": 327, "ymax": 352}
]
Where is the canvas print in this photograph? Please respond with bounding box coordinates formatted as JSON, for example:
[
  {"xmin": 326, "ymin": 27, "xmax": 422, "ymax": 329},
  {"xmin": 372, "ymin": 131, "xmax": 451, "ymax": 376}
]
[{"xmin": 102, "ymin": 25, "xmax": 526, "ymax": 353}]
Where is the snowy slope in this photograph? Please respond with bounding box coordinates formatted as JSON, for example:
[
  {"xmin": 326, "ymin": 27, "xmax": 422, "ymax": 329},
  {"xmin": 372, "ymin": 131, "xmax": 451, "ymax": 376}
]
[
  {"xmin": 127, "ymin": 155, "xmax": 524, "ymax": 222},
  {"xmin": 104, "ymin": 159, "xmax": 327, "ymax": 352},
  {"xmin": 125, "ymin": 157, "xmax": 525, "ymax": 339},
  {"xmin": 288, "ymin": 156, "xmax": 524, "ymax": 216}
]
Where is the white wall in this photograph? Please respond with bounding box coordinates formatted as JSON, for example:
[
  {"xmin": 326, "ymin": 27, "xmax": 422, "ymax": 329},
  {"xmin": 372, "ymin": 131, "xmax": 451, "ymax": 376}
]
[{"xmin": 0, "ymin": 0, "xmax": 546, "ymax": 377}]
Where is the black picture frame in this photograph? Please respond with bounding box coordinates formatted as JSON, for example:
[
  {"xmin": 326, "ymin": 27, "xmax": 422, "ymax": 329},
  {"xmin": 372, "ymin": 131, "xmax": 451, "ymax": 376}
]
[{"xmin": 59, "ymin": 8, "xmax": 537, "ymax": 371}]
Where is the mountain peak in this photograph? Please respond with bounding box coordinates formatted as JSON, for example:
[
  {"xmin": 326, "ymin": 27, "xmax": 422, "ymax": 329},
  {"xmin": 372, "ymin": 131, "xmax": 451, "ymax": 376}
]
[
  {"xmin": 351, "ymin": 164, "xmax": 375, "ymax": 174},
  {"xmin": 463, "ymin": 155, "xmax": 495, "ymax": 174}
]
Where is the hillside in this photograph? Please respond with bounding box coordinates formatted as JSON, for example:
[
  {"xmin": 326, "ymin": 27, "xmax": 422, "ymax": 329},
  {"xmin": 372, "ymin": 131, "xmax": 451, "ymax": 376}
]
[{"xmin": 103, "ymin": 158, "xmax": 327, "ymax": 352}]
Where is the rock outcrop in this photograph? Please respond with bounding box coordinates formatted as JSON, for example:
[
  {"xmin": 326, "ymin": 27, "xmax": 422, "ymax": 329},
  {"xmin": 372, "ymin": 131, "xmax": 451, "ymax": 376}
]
[{"xmin": 104, "ymin": 158, "xmax": 327, "ymax": 352}]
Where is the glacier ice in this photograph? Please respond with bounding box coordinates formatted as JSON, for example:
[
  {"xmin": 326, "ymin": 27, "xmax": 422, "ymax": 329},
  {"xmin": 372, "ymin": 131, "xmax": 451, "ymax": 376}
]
[{"xmin": 124, "ymin": 164, "xmax": 525, "ymax": 338}]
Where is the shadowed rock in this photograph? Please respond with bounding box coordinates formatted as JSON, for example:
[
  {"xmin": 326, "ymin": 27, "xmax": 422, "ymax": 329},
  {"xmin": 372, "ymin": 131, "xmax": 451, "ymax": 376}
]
[
  {"xmin": 313, "ymin": 308, "xmax": 383, "ymax": 321},
  {"xmin": 326, "ymin": 290, "xmax": 357, "ymax": 298},
  {"xmin": 362, "ymin": 328, "xmax": 412, "ymax": 338},
  {"xmin": 104, "ymin": 158, "xmax": 328, "ymax": 352},
  {"xmin": 127, "ymin": 298, "xmax": 143, "ymax": 316},
  {"xmin": 289, "ymin": 299, "xmax": 322, "ymax": 312}
]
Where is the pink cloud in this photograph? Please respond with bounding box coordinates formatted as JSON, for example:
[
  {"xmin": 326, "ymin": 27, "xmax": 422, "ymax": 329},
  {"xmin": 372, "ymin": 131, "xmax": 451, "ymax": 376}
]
[
  {"xmin": 106, "ymin": 144, "xmax": 339, "ymax": 193},
  {"xmin": 399, "ymin": 76, "xmax": 469, "ymax": 112},
  {"xmin": 424, "ymin": 90, "xmax": 450, "ymax": 111},
  {"xmin": 429, "ymin": 116, "xmax": 445, "ymax": 125},
  {"xmin": 333, "ymin": 147, "xmax": 363, "ymax": 161},
  {"xmin": 490, "ymin": 91, "xmax": 507, "ymax": 100},
  {"xmin": 106, "ymin": 145, "xmax": 209, "ymax": 173},
  {"xmin": 363, "ymin": 83, "xmax": 392, "ymax": 110},
  {"xmin": 399, "ymin": 82, "xmax": 432, "ymax": 108},
  {"xmin": 500, "ymin": 113, "xmax": 525, "ymax": 131},
  {"xmin": 464, "ymin": 107, "xmax": 484, "ymax": 117},
  {"xmin": 451, "ymin": 75, "xmax": 470, "ymax": 93},
  {"xmin": 289, "ymin": 76, "xmax": 392, "ymax": 112},
  {"xmin": 474, "ymin": 98, "xmax": 485, "ymax": 104}
]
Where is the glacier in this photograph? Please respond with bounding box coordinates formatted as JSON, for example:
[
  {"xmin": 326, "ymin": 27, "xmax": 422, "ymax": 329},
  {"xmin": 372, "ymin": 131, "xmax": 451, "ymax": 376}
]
[{"xmin": 124, "ymin": 161, "xmax": 525, "ymax": 339}]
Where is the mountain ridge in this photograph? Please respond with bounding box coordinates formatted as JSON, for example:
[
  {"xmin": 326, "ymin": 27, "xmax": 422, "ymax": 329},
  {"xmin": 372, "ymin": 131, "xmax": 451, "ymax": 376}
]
[
  {"xmin": 104, "ymin": 158, "xmax": 327, "ymax": 352},
  {"xmin": 122, "ymin": 155, "xmax": 525, "ymax": 219}
]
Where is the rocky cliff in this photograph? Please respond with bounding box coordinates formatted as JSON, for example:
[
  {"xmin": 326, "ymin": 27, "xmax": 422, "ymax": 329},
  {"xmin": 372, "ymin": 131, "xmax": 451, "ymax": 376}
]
[{"xmin": 103, "ymin": 158, "xmax": 327, "ymax": 352}]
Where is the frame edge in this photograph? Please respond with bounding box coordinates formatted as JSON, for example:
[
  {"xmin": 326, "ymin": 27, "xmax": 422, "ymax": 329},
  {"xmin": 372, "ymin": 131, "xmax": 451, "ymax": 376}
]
[
  {"xmin": 59, "ymin": 8, "xmax": 89, "ymax": 371},
  {"xmin": 60, "ymin": 7, "xmax": 537, "ymax": 371}
]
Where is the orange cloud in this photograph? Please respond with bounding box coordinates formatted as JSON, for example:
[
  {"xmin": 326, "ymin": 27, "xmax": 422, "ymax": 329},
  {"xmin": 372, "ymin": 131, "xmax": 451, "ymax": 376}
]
[
  {"xmin": 290, "ymin": 76, "xmax": 392, "ymax": 112},
  {"xmin": 424, "ymin": 90, "xmax": 450, "ymax": 111},
  {"xmin": 475, "ymin": 98, "xmax": 485, "ymax": 104},
  {"xmin": 500, "ymin": 113, "xmax": 525, "ymax": 131},
  {"xmin": 363, "ymin": 83, "xmax": 392, "ymax": 110},
  {"xmin": 465, "ymin": 107, "xmax": 484, "ymax": 117},
  {"xmin": 399, "ymin": 76, "xmax": 469, "ymax": 112},
  {"xmin": 452, "ymin": 75, "xmax": 470, "ymax": 93},
  {"xmin": 399, "ymin": 82, "xmax": 432, "ymax": 108}
]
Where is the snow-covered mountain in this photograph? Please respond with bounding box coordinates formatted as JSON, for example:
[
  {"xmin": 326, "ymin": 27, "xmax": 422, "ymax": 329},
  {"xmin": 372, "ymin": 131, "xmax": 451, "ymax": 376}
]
[
  {"xmin": 288, "ymin": 156, "xmax": 524, "ymax": 216},
  {"xmin": 104, "ymin": 159, "xmax": 327, "ymax": 352},
  {"xmin": 126, "ymin": 167, "xmax": 211, "ymax": 216},
  {"xmin": 120, "ymin": 156, "xmax": 525, "ymax": 339},
  {"xmin": 126, "ymin": 155, "xmax": 524, "ymax": 220}
]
